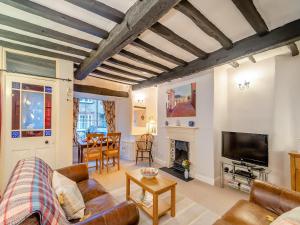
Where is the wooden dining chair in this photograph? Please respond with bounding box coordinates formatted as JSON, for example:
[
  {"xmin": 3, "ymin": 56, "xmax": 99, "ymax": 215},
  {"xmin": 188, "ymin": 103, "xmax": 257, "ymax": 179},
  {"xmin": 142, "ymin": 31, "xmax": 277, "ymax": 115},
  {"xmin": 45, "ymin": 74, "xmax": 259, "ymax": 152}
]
[
  {"xmin": 83, "ymin": 133, "xmax": 105, "ymax": 173},
  {"xmin": 136, "ymin": 134, "xmax": 154, "ymax": 166},
  {"xmin": 102, "ymin": 132, "xmax": 121, "ymax": 172}
]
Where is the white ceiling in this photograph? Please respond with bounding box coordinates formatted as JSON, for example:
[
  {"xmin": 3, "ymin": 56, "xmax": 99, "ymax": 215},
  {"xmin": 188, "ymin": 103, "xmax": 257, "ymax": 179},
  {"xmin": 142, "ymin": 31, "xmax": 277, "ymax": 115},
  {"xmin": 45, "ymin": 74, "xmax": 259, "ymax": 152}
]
[{"xmin": 0, "ymin": 0, "xmax": 299, "ymax": 84}]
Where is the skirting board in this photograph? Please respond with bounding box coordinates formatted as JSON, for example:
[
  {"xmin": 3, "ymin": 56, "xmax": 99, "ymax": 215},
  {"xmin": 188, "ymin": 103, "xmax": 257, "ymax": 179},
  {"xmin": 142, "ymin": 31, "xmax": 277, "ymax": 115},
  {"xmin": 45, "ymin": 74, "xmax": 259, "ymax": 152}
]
[
  {"xmin": 154, "ymin": 158, "xmax": 167, "ymax": 167},
  {"xmin": 195, "ymin": 174, "xmax": 216, "ymax": 186}
]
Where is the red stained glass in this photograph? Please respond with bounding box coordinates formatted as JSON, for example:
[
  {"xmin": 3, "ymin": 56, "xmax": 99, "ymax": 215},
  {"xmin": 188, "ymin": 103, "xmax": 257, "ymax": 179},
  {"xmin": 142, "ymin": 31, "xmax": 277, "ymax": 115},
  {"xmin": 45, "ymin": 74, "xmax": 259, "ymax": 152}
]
[
  {"xmin": 22, "ymin": 83, "xmax": 44, "ymax": 92},
  {"xmin": 22, "ymin": 130, "xmax": 43, "ymax": 137},
  {"xmin": 45, "ymin": 94, "xmax": 52, "ymax": 129},
  {"xmin": 12, "ymin": 90, "xmax": 20, "ymax": 130}
]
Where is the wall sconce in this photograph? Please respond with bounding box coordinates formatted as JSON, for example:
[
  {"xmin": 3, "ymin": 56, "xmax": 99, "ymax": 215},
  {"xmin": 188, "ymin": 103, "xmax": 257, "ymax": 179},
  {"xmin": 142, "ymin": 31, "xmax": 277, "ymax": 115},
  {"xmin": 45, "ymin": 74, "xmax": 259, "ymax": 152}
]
[
  {"xmin": 238, "ymin": 80, "xmax": 250, "ymax": 90},
  {"xmin": 134, "ymin": 93, "xmax": 145, "ymax": 104}
]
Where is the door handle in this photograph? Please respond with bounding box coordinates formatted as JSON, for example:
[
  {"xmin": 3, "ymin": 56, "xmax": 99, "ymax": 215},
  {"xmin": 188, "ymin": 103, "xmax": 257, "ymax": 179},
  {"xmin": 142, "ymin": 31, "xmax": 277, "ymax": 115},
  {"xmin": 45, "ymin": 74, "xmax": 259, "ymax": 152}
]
[{"xmin": 45, "ymin": 140, "xmax": 49, "ymax": 144}]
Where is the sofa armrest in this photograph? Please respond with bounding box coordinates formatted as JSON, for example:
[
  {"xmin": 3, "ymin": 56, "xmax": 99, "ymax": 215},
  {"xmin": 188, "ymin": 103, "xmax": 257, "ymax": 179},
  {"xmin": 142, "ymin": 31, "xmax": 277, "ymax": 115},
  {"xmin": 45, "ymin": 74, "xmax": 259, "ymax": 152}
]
[
  {"xmin": 56, "ymin": 163, "xmax": 89, "ymax": 183},
  {"xmin": 76, "ymin": 201, "xmax": 139, "ymax": 225},
  {"xmin": 250, "ymin": 180, "xmax": 300, "ymax": 215}
]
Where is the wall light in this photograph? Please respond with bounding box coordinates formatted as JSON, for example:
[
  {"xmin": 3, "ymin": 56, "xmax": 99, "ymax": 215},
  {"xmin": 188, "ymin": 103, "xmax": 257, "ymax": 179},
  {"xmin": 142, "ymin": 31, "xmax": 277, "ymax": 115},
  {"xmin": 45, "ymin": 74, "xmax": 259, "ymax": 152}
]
[
  {"xmin": 134, "ymin": 92, "xmax": 145, "ymax": 104},
  {"xmin": 238, "ymin": 80, "xmax": 250, "ymax": 90}
]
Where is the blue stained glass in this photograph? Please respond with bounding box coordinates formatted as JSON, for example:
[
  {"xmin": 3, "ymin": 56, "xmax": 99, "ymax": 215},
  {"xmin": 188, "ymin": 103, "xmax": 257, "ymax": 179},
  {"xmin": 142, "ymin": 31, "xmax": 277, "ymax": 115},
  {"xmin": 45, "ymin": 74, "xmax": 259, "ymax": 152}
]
[
  {"xmin": 12, "ymin": 82, "xmax": 20, "ymax": 89},
  {"xmin": 45, "ymin": 86, "xmax": 52, "ymax": 93},
  {"xmin": 11, "ymin": 131, "xmax": 20, "ymax": 138},
  {"xmin": 21, "ymin": 91, "xmax": 44, "ymax": 130},
  {"xmin": 45, "ymin": 130, "xmax": 51, "ymax": 136}
]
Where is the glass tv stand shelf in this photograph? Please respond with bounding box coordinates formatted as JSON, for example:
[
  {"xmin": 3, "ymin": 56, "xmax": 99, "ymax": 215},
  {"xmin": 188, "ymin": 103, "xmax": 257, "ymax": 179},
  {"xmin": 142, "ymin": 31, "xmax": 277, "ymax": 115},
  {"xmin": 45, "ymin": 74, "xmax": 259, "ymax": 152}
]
[{"xmin": 220, "ymin": 161, "xmax": 271, "ymax": 193}]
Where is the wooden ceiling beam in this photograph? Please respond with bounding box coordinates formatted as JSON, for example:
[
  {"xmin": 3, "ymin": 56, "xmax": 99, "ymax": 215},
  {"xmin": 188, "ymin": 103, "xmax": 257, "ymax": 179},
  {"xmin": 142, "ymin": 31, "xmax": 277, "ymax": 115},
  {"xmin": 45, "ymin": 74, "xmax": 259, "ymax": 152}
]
[
  {"xmin": 149, "ymin": 22, "xmax": 208, "ymax": 58},
  {"xmin": 92, "ymin": 69, "xmax": 139, "ymax": 84},
  {"xmin": 131, "ymin": 38, "xmax": 186, "ymax": 66},
  {"xmin": 0, "ymin": 40, "xmax": 83, "ymax": 63},
  {"xmin": 232, "ymin": 0, "xmax": 269, "ymax": 36},
  {"xmin": 100, "ymin": 64, "xmax": 148, "ymax": 79},
  {"xmin": 106, "ymin": 58, "xmax": 160, "ymax": 76},
  {"xmin": 133, "ymin": 19, "xmax": 300, "ymax": 90},
  {"xmin": 174, "ymin": 0, "xmax": 232, "ymax": 49},
  {"xmin": 74, "ymin": 0, "xmax": 181, "ymax": 80},
  {"xmin": 1, "ymin": 0, "xmax": 108, "ymax": 38},
  {"xmin": 65, "ymin": 0, "xmax": 125, "ymax": 24},
  {"xmin": 74, "ymin": 84, "xmax": 129, "ymax": 98},
  {"xmin": 248, "ymin": 55, "xmax": 256, "ymax": 63},
  {"xmin": 0, "ymin": 14, "xmax": 98, "ymax": 49},
  {"xmin": 118, "ymin": 49, "xmax": 171, "ymax": 72},
  {"xmin": 0, "ymin": 29, "xmax": 90, "ymax": 57},
  {"xmin": 288, "ymin": 42, "xmax": 299, "ymax": 56}
]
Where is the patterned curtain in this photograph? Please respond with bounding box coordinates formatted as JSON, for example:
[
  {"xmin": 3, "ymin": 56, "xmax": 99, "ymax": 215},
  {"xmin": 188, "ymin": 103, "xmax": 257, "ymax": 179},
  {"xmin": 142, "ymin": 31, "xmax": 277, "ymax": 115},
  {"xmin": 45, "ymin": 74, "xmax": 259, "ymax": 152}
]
[
  {"xmin": 73, "ymin": 97, "xmax": 80, "ymax": 145},
  {"xmin": 103, "ymin": 101, "xmax": 116, "ymax": 133}
]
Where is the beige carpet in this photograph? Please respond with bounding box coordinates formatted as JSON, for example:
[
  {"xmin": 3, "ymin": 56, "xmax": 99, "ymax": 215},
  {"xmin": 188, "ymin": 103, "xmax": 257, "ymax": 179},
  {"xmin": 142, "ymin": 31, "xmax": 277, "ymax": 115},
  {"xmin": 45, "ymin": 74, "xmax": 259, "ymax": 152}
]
[{"xmin": 110, "ymin": 184, "xmax": 219, "ymax": 225}]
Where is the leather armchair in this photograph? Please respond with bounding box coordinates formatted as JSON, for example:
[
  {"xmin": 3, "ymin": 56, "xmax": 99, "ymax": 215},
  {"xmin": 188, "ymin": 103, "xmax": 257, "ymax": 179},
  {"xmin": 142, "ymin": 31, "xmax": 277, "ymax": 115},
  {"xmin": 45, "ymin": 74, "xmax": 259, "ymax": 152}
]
[{"xmin": 214, "ymin": 180, "xmax": 300, "ymax": 225}]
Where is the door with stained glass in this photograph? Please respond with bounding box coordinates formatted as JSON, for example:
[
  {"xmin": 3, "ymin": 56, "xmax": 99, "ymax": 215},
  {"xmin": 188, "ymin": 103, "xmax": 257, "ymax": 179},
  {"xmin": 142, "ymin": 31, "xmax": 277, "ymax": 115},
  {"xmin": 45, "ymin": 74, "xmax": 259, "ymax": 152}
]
[{"xmin": 6, "ymin": 74, "xmax": 56, "ymax": 169}]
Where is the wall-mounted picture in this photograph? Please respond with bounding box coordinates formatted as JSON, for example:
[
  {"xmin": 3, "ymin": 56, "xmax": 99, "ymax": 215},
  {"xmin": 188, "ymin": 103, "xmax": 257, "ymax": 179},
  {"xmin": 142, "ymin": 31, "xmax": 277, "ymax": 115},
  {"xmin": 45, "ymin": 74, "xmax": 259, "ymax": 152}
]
[
  {"xmin": 133, "ymin": 106, "xmax": 147, "ymax": 127},
  {"xmin": 167, "ymin": 83, "xmax": 196, "ymax": 117}
]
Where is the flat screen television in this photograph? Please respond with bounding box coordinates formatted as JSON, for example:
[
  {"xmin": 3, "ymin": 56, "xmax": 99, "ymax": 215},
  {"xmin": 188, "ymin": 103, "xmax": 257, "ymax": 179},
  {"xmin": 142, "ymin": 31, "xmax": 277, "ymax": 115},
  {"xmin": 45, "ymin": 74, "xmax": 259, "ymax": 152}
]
[{"xmin": 222, "ymin": 131, "xmax": 269, "ymax": 167}]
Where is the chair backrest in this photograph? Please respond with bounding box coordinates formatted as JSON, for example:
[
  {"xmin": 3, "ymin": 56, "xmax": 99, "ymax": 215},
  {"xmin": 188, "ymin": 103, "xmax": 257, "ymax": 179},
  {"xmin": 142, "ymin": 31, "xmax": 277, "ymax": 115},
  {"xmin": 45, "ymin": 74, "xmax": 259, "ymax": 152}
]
[
  {"xmin": 86, "ymin": 133, "xmax": 105, "ymax": 153},
  {"xmin": 141, "ymin": 134, "xmax": 154, "ymax": 142},
  {"xmin": 137, "ymin": 134, "xmax": 154, "ymax": 151},
  {"xmin": 107, "ymin": 132, "xmax": 121, "ymax": 152}
]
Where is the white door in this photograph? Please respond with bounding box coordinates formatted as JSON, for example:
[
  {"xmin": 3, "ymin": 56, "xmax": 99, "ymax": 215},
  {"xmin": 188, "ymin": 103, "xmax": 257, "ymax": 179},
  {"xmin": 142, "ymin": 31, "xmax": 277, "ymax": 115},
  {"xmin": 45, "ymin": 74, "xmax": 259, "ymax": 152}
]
[{"xmin": 5, "ymin": 73, "xmax": 57, "ymax": 172}]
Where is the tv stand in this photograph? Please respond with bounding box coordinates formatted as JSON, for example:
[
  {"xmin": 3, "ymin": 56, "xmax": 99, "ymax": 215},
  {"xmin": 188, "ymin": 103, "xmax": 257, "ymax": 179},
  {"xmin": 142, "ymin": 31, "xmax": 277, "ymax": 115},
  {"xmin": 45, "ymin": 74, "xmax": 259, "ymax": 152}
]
[{"xmin": 221, "ymin": 161, "xmax": 271, "ymax": 193}]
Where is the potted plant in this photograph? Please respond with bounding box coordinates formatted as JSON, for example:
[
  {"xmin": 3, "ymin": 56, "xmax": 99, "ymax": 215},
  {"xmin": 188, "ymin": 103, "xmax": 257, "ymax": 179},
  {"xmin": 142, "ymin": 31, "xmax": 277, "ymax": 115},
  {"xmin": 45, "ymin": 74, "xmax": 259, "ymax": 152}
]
[{"xmin": 182, "ymin": 160, "xmax": 191, "ymax": 180}]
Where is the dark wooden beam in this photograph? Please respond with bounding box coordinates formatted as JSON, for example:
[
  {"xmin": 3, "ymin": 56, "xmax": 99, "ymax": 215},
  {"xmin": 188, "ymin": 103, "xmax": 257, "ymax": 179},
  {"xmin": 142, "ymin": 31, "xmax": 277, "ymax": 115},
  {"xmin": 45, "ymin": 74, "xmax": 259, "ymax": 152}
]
[
  {"xmin": 92, "ymin": 69, "xmax": 139, "ymax": 83},
  {"xmin": 118, "ymin": 49, "xmax": 171, "ymax": 72},
  {"xmin": 232, "ymin": 0, "xmax": 269, "ymax": 36},
  {"xmin": 0, "ymin": 29, "xmax": 90, "ymax": 57},
  {"xmin": 0, "ymin": 14, "xmax": 98, "ymax": 49},
  {"xmin": 288, "ymin": 42, "xmax": 299, "ymax": 56},
  {"xmin": 74, "ymin": 84, "xmax": 129, "ymax": 97},
  {"xmin": 74, "ymin": 0, "xmax": 181, "ymax": 80},
  {"xmin": 106, "ymin": 58, "xmax": 160, "ymax": 76},
  {"xmin": 248, "ymin": 55, "xmax": 256, "ymax": 63},
  {"xmin": 149, "ymin": 22, "xmax": 208, "ymax": 58},
  {"xmin": 133, "ymin": 19, "xmax": 300, "ymax": 90},
  {"xmin": 100, "ymin": 64, "xmax": 148, "ymax": 79},
  {"xmin": 0, "ymin": 40, "xmax": 83, "ymax": 63},
  {"xmin": 229, "ymin": 61, "xmax": 239, "ymax": 68},
  {"xmin": 65, "ymin": 0, "xmax": 125, "ymax": 24},
  {"xmin": 131, "ymin": 38, "xmax": 186, "ymax": 66},
  {"xmin": 174, "ymin": 0, "xmax": 232, "ymax": 49},
  {"xmin": 1, "ymin": 0, "xmax": 108, "ymax": 38}
]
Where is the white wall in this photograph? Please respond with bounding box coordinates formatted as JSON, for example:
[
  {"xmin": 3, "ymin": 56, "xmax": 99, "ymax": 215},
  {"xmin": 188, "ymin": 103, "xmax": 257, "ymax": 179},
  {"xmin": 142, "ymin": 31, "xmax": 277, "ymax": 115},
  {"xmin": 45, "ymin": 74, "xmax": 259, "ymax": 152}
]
[{"xmin": 155, "ymin": 70, "xmax": 216, "ymax": 184}]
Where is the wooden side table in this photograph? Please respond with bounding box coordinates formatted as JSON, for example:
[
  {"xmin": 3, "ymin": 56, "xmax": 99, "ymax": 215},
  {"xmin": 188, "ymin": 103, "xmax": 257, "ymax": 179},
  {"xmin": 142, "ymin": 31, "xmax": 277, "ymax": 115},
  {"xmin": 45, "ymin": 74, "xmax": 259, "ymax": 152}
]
[
  {"xmin": 126, "ymin": 169, "xmax": 177, "ymax": 225},
  {"xmin": 289, "ymin": 152, "xmax": 300, "ymax": 191}
]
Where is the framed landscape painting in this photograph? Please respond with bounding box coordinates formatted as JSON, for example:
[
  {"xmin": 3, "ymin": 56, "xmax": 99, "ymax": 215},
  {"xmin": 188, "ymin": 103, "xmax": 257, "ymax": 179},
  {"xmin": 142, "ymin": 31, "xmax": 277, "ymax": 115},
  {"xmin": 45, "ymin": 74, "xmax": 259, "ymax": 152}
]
[{"xmin": 166, "ymin": 83, "xmax": 196, "ymax": 117}]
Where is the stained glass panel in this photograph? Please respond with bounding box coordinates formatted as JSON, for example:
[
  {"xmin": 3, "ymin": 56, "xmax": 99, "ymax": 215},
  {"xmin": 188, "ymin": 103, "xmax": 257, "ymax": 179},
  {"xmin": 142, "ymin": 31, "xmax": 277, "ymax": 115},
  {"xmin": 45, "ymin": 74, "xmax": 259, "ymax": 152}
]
[
  {"xmin": 11, "ymin": 131, "xmax": 20, "ymax": 138},
  {"xmin": 12, "ymin": 82, "xmax": 20, "ymax": 89},
  {"xmin": 22, "ymin": 83, "xmax": 44, "ymax": 92},
  {"xmin": 45, "ymin": 94, "xmax": 52, "ymax": 129},
  {"xmin": 21, "ymin": 91, "xmax": 44, "ymax": 130},
  {"xmin": 12, "ymin": 89, "xmax": 20, "ymax": 130},
  {"xmin": 22, "ymin": 131, "xmax": 43, "ymax": 137}
]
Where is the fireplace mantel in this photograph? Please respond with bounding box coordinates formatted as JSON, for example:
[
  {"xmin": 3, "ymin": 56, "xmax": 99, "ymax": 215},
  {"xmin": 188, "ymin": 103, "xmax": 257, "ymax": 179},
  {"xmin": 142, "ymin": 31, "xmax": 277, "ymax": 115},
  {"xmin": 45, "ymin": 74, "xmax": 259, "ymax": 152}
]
[{"xmin": 162, "ymin": 126, "xmax": 199, "ymax": 129}]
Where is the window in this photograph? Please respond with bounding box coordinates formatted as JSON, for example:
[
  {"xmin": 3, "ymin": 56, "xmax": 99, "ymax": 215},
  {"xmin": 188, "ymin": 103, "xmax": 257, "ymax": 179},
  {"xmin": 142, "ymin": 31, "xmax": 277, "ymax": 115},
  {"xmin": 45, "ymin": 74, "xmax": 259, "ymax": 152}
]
[
  {"xmin": 11, "ymin": 82, "xmax": 52, "ymax": 138},
  {"xmin": 76, "ymin": 98, "xmax": 107, "ymax": 139}
]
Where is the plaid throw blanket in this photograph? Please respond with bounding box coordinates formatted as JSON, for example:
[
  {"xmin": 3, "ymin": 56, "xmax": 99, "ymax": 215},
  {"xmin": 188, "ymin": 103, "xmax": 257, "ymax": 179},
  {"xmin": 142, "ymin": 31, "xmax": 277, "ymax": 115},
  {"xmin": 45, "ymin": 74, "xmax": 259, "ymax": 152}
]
[{"xmin": 0, "ymin": 158, "xmax": 69, "ymax": 225}]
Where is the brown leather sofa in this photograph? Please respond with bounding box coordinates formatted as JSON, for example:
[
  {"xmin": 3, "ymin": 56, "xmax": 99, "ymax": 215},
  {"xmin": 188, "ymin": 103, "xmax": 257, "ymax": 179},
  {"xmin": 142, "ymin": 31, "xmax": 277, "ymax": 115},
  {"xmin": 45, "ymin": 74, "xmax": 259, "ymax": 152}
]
[
  {"xmin": 22, "ymin": 164, "xmax": 139, "ymax": 225},
  {"xmin": 214, "ymin": 180, "xmax": 300, "ymax": 225}
]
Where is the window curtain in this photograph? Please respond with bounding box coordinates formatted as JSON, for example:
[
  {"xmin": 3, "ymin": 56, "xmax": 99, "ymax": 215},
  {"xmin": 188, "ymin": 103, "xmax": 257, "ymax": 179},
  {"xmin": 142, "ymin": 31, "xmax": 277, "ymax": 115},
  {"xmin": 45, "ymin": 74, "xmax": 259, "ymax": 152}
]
[
  {"xmin": 73, "ymin": 97, "xmax": 79, "ymax": 145},
  {"xmin": 102, "ymin": 100, "xmax": 116, "ymax": 133}
]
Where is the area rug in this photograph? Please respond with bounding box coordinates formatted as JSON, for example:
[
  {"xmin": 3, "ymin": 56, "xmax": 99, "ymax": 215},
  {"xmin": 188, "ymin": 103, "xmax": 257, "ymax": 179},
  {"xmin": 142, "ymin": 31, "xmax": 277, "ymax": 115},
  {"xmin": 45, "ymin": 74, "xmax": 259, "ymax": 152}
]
[{"xmin": 109, "ymin": 184, "xmax": 219, "ymax": 225}]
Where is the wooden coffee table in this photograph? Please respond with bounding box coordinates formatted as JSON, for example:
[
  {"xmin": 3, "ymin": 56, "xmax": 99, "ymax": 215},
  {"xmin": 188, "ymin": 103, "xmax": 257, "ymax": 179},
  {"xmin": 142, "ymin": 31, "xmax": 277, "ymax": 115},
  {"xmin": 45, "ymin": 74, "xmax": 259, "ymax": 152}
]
[{"xmin": 126, "ymin": 169, "xmax": 177, "ymax": 225}]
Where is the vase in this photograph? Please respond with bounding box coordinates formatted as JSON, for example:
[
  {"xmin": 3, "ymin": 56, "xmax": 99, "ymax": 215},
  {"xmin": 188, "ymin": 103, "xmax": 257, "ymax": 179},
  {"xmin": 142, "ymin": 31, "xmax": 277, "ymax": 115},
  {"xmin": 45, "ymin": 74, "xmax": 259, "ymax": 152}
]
[{"xmin": 184, "ymin": 169, "xmax": 189, "ymax": 179}]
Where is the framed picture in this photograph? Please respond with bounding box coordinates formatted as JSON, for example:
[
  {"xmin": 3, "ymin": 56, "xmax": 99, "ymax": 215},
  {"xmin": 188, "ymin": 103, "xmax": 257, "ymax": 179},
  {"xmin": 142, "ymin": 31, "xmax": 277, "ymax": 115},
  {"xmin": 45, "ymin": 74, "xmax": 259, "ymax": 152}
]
[
  {"xmin": 133, "ymin": 106, "xmax": 147, "ymax": 127},
  {"xmin": 166, "ymin": 82, "xmax": 196, "ymax": 117}
]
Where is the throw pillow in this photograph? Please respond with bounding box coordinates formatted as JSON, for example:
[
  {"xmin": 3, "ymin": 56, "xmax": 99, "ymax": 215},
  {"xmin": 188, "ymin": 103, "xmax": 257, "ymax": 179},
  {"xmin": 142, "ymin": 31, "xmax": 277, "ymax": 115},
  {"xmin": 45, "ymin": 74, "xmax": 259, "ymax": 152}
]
[
  {"xmin": 52, "ymin": 171, "xmax": 85, "ymax": 220},
  {"xmin": 271, "ymin": 207, "xmax": 300, "ymax": 225}
]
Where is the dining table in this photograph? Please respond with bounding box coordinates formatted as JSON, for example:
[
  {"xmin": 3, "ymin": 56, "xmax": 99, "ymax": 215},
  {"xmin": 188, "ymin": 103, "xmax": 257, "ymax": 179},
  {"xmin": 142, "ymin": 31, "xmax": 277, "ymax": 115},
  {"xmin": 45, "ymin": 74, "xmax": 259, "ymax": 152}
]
[{"xmin": 77, "ymin": 138, "xmax": 112, "ymax": 163}]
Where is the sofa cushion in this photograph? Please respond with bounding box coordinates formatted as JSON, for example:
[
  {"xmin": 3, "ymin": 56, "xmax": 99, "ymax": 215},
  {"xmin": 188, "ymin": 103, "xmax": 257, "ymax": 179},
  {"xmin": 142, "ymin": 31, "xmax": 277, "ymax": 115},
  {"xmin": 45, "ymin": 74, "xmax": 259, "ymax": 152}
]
[
  {"xmin": 77, "ymin": 179, "xmax": 107, "ymax": 202},
  {"xmin": 52, "ymin": 171, "xmax": 85, "ymax": 220},
  {"xmin": 219, "ymin": 200, "xmax": 278, "ymax": 225},
  {"xmin": 85, "ymin": 193, "xmax": 116, "ymax": 216},
  {"xmin": 271, "ymin": 207, "xmax": 300, "ymax": 225}
]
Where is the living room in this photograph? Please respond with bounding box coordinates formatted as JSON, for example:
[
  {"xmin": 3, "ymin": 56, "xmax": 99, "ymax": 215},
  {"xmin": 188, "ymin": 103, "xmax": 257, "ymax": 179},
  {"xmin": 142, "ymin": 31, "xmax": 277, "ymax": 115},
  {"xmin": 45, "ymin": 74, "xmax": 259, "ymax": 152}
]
[{"xmin": 0, "ymin": 0, "xmax": 300, "ymax": 225}]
